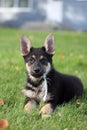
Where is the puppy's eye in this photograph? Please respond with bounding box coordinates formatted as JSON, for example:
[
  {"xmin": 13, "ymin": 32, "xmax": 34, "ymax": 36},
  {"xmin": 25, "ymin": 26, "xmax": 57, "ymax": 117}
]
[
  {"xmin": 29, "ymin": 57, "xmax": 35, "ymax": 64},
  {"xmin": 40, "ymin": 58, "xmax": 47, "ymax": 64}
]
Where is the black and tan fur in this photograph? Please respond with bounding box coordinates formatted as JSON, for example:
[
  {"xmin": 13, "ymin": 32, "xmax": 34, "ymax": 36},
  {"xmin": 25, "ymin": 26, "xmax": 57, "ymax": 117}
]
[{"xmin": 20, "ymin": 34, "xmax": 84, "ymax": 116}]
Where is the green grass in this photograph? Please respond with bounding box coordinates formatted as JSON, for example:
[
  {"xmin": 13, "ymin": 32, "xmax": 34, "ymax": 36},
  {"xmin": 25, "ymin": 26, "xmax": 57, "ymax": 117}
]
[{"xmin": 0, "ymin": 28, "xmax": 87, "ymax": 130}]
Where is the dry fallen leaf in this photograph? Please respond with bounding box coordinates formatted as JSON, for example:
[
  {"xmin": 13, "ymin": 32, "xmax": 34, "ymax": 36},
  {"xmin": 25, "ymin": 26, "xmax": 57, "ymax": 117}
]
[
  {"xmin": 0, "ymin": 99, "xmax": 4, "ymax": 106},
  {"xmin": 75, "ymin": 70, "xmax": 79, "ymax": 74},
  {"xmin": 76, "ymin": 99, "xmax": 81, "ymax": 105},
  {"xmin": 15, "ymin": 66, "xmax": 20, "ymax": 71},
  {"xmin": 0, "ymin": 119, "xmax": 9, "ymax": 130},
  {"xmin": 59, "ymin": 54, "xmax": 65, "ymax": 59},
  {"xmin": 41, "ymin": 114, "xmax": 51, "ymax": 119},
  {"xmin": 58, "ymin": 112, "xmax": 62, "ymax": 117},
  {"xmin": 64, "ymin": 128, "xmax": 69, "ymax": 130},
  {"xmin": 73, "ymin": 128, "xmax": 77, "ymax": 130}
]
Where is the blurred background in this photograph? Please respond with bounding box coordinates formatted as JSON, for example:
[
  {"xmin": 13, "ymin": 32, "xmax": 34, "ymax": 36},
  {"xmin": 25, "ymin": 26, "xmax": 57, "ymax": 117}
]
[{"xmin": 0, "ymin": 0, "xmax": 87, "ymax": 31}]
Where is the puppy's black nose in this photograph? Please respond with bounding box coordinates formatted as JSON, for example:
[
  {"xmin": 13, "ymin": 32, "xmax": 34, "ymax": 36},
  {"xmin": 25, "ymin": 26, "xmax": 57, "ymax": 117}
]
[{"xmin": 34, "ymin": 67, "xmax": 40, "ymax": 74}]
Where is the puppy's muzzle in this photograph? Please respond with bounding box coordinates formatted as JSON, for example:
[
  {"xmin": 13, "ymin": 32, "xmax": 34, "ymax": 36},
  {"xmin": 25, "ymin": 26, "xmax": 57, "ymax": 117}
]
[
  {"xmin": 34, "ymin": 66, "xmax": 41, "ymax": 74},
  {"xmin": 31, "ymin": 66, "xmax": 43, "ymax": 78}
]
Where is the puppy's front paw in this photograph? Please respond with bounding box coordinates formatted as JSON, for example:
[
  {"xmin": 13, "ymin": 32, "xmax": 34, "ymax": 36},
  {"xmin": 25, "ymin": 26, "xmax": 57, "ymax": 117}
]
[
  {"xmin": 24, "ymin": 100, "xmax": 37, "ymax": 112},
  {"xmin": 39, "ymin": 103, "xmax": 53, "ymax": 116}
]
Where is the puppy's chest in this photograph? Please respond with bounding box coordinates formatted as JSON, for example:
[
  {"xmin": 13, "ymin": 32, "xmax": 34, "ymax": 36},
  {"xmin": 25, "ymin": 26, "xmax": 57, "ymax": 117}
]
[{"xmin": 23, "ymin": 79, "xmax": 50, "ymax": 102}]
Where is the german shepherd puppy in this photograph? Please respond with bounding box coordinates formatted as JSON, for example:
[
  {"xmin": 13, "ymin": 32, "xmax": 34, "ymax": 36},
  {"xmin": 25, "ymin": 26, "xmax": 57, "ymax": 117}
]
[{"xmin": 20, "ymin": 34, "xmax": 84, "ymax": 116}]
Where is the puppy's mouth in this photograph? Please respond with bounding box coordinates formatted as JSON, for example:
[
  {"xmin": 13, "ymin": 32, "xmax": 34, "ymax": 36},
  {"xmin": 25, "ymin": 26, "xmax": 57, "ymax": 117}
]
[
  {"xmin": 28, "ymin": 71, "xmax": 44, "ymax": 83},
  {"xmin": 31, "ymin": 71, "xmax": 44, "ymax": 78}
]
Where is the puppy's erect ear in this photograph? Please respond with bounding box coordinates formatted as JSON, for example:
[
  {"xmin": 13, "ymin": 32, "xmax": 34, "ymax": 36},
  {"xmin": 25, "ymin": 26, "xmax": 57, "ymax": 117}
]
[
  {"xmin": 44, "ymin": 34, "xmax": 55, "ymax": 55},
  {"xmin": 20, "ymin": 35, "xmax": 32, "ymax": 56}
]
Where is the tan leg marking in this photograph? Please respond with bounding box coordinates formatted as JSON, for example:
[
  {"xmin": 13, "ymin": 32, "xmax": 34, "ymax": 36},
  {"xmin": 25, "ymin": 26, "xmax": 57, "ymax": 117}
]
[
  {"xmin": 39, "ymin": 103, "xmax": 53, "ymax": 115},
  {"xmin": 24, "ymin": 100, "xmax": 37, "ymax": 112}
]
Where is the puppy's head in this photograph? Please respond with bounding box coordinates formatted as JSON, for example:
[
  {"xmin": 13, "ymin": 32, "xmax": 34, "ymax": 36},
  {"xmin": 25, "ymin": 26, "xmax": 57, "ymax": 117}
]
[{"xmin": 20, "ymin": 34, "xmax": 55, "ymax": 80}]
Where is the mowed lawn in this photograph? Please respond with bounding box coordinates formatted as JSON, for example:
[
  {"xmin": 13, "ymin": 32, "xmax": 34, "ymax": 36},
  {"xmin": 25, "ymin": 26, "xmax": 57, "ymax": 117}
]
[{"xmin": 0, "ymin": 28, "xmax": 87, "ymax": 130}]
